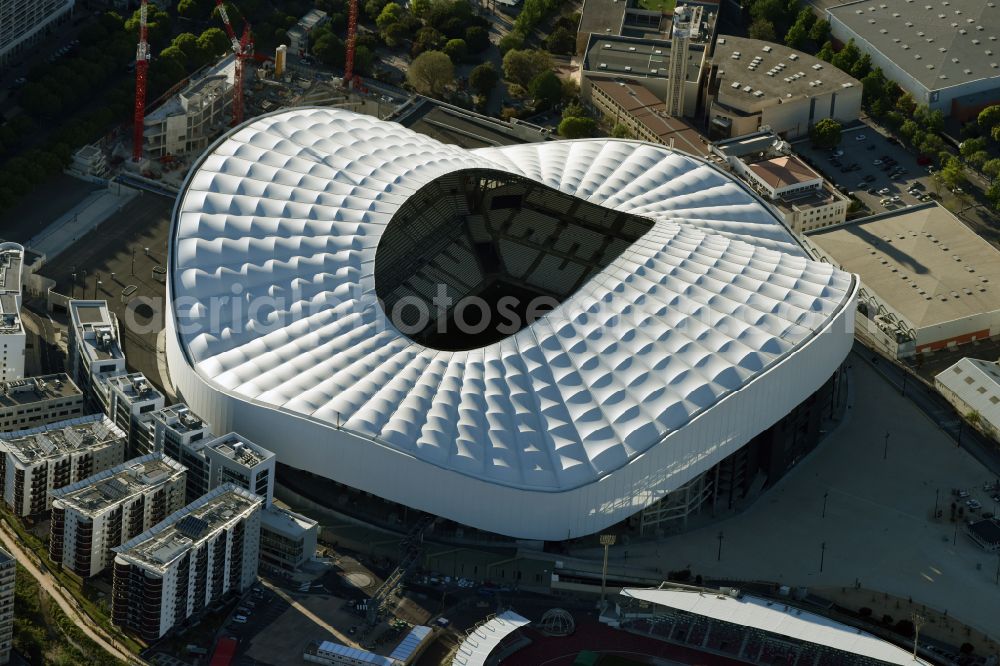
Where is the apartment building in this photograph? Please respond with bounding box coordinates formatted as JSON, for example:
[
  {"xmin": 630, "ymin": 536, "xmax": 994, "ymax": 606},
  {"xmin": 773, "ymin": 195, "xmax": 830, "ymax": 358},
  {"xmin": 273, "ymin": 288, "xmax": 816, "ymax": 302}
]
[
  {"xmin": 105, "ymin": 373, "xmax": 164, "ymax": 457},
  {"xmin": 0, "ymin": 243, "xmax": 24, "ymax": 383},
  {"xmin": 150, "ymin": 404, "xmax": 211, "ymax": 501},
  {"xmin": 0, "ymin": 414, "xmax": 127, "ymax": 517},
  {"xmin": 67, "ymin": 301, "xmax": 126, "ymax": 413},
  {"xmin": 0, "ymin": 373, "xmax": 84, "ymax": 432},
  {"xmin": 0, "ymin": 0, "xmax": 75, "ymax": 67},
  {"xmin": 260, "ymin": 504, "xmax": 318, "ymax": 572},
  {"xmin": 0, "ymin": 547, "xmax": 12, "ymax": 665},
  {"xmin": 50, "ymin": 453, "xmax": 187, "ymax": 578},
  {"xmin": 111, "ymin": 484, "xmax": 263, "ymax": 641}
]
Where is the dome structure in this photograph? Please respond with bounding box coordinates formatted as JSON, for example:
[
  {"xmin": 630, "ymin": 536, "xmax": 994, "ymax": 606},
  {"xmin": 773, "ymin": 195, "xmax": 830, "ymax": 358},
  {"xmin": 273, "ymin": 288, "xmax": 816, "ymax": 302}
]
[{"xmin": 166, "ymin": 108, "xmax": 857, "ymax": 540}]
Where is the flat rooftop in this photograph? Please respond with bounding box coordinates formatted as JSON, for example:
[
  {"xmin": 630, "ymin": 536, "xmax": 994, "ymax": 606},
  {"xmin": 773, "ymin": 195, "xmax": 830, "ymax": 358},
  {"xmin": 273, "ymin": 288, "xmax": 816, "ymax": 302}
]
[
  {"xmin": 579, "ymin": 0, "xmax": 629, "ymax": 38},
  {"xmin": 69, "ymin": 301, "xmax": 125, "ymax": 364},
  {"xmin": 201, "ymin": 432, "xmax": 274, "ymax": 468},
  {"xmin": 106, "ymin": 372, "xmax": 163, "ymax": 402},
  {"xmin": 809, "ymin": 203, "xmax": 1000, "ymax": 328},
  {"xmin": 712, "ymin": 35, "xmax": 859, "ymax": 106},
  {"xmin": 585, "ymin": 35, "xmax": 705, "ymax": 83},
  {"xmin": 0, "ymin": 373, "xmax": 81, "ymax": 408},
  {"xmin": 152, "ymin": 403, "xmax": 208, "ymax": 435},
  {"xmin": 774, "ymin": 183, "xmax": 848, "ymax": 211},
  {"xmin": 0, "ymin": 243, "xmax": 22, "ymax": 333},
  {"xmin": 147, "ymin": 55, "xmax": 235, "ymax": 122},
  {"xmin": 0, "ymin": 414, "xmax": 125, "ymax": 465},
  {"xmin": 50, "ymin": 453, "xmax": 185, "ymax": 515},
  {"xmin": 591, "ymin": 79, "xmax": 711, "ymax": 155},
  {"xmin": 827, "ymin": 0, "xmax": 1000, "ymax": 91},
  {"xmin": 114, "ymin": 484, "xmax": 261, "ymax": 571}
]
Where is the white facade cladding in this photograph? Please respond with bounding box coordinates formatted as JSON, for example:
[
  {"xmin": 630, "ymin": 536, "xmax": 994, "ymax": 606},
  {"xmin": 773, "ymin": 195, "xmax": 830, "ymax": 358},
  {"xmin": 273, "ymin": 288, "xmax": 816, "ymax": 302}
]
[{"xmin": 166, "ymin": 108, "xmax": 858, "ymax": 541}]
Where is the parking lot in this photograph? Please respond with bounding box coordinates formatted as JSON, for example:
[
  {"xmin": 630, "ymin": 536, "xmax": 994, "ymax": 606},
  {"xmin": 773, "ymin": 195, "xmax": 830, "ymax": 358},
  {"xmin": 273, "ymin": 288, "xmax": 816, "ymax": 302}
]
[{"xmin": 795, "ymin": 122, "xmax": 939, "ymax": 217}]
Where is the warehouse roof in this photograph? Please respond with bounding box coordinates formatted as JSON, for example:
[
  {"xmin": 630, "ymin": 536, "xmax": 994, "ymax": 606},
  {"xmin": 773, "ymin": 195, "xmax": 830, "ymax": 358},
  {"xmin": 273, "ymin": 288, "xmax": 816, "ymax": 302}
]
[
  {"xmin": 827, "ymin": 0, "xmax": 1000, "ymax": 90},
  {"xmin": 712, "ymin": 35, "xmax": 859, "ymax": 107},
  {"xmin": 585, "ymin": 34, "xmax": 705, "ymax": 83},
  {"xmin": 809, "ymin": 203, "xmax": 1000, "ymax": 328}
]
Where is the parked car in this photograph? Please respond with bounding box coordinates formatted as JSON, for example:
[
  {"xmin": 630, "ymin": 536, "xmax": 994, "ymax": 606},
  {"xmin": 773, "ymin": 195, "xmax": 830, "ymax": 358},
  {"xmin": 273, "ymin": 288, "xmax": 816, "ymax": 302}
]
[
  {"xmin": 873, "ymin": 160, "xmax": 883, "ymax": 165},
  {"xmin": 855, "ymin": 134, "xmax": 867, "ymax": 141}
]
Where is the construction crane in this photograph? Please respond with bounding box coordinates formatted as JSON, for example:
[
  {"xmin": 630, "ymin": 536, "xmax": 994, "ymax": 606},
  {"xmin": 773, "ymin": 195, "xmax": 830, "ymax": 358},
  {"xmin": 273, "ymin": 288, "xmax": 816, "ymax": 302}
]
[
  {"xmin": 344, "ymin": 0, "xmax": 359, "ymax": 89},
  {"xmin": 132, "ymin": 0, "xmax": 150, "ymax": 162},
  {"xmin": 215, "ymin": 0, "xmax": 252, "ymax": 126}
]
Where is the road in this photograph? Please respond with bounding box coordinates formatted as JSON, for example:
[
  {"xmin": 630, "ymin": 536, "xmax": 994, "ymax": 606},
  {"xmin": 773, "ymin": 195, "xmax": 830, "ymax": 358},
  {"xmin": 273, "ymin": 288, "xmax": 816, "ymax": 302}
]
[
  {"xmin": 0, "ymin": 520, "xmax": 143, "ymax": 665},
  {"xmin": 855, "ymin": 341, "xmax": 1000, "ymax": 479}
]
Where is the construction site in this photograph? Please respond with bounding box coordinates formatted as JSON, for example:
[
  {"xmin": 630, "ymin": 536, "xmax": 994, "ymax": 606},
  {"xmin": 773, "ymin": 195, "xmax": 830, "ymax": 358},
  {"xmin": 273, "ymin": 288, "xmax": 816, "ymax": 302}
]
[{"xmin": 75, "ymin": 0, "xmax": 399, "ymax": 195}]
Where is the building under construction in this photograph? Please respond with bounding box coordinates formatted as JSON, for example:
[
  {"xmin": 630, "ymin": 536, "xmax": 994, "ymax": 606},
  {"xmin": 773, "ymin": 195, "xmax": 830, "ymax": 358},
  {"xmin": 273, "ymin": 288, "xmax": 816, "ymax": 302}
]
[{"xmin": 141, "ymin": 55, "xmax": 238, "ymax": 159}]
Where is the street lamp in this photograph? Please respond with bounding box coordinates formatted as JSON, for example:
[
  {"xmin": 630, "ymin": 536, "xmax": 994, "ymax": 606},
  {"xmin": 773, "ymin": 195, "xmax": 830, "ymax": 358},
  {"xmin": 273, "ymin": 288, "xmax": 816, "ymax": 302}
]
[
  {"xmin": 883, "ymin": 431, "xmax": 890, "ymax": 460},
  {"xmin": 822, "ymin": 491, "xmax": 829, "ymax": 519},
  {"xmin": 819, "ymin": 541, "xmax": 826, "ymax": 573},
  {"xmin": 599, "ymin": 534, "xmax": 616, "ymax": 613},
  {"xmin": 717, "ymin": 531, "xmax": 724, "ymax": 562},
  {"xmin": 912, "ymin": 612, "xmax": 925, "ymax": 659}
]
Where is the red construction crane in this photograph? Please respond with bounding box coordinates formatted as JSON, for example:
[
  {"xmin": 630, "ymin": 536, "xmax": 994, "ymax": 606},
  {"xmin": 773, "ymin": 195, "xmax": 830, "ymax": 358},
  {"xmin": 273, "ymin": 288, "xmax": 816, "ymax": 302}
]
[
  {"xmin": 215, "ymin": 0, "xmax": 252, "ymax": 126},
  {"xmin": 132, "ymin": 0, "xmax": 150, "ymax": 162},
  {"xmin": 344, "ymin": 0, "xmax": 359, "ymax": 89}
]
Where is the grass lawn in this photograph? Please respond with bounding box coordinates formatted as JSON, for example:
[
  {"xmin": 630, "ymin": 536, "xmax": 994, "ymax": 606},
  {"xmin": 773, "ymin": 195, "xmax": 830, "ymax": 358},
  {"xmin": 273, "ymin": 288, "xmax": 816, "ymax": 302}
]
[{"xmin": 637, "ymin": 0, "xmax": 677, "ymax": 13}]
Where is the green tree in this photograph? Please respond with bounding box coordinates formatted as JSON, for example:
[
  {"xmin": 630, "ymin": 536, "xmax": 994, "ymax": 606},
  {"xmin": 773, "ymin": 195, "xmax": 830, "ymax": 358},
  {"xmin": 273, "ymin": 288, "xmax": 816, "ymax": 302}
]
[
  {"xmin": 914, "ymin": 105, "xmax": 944, "ymax": 132},
  {"xmin": 982, "ymin": 158, "xmax": 1000, "ymax": 182},
  {"xmin": 411, "ymin": 0, "xmax": 432, "ymax": 18},
  {"xmin": 177, "ymin": 0, "xmax": 210, "ymax": 17},
  {"xmin": 198, "ymin": 27, "xmax": 231, "ymax": 58},
  {"xmin": 502, "ymin": 49, "xmax": 553, "ymax": 88},
  {"xmin": 850, "ymin": 52, "xmax": 872, "ymax": 79},
  {"xmin": 809, "ymin": 118, "xmax": 842, "ymax": 148},
  {"xmin": 977, "ymin": 105, "xmax": 1000, "ymax": 131},
  {"xmin": 936, "ymin": 156, "xmax": 967, "ymax": 190},
  {"xmin": 968, "ymin": 150, "xmax": 990, "ymax": 169},
  {"xmin": 546, "ymin": 26, "xmax": 576, "ymax": 55},
  {"xmin": 817, "ymin": 40, "xmax": 834, "ymax": 62},
  {"xmin": 809, "ymin": 18, "xmax": 830, "ymax": 43},
  {"xmin": 365, "ymin": 0, "xmax": 392, "ymax": 21},
  {"xmin": 469, "ymin": 62, "xmax": 499, "ymax": 96},
  {"xmin": 126, "ymin": 2, "xmax": 172, "ymax": 46},
  {"xmin": 498, "ymin": 30, "xmax": 526, "ymax": 54},
  {"xmin": 465, "ymin": 26, "xmax": 490, "ymax": 53},
  {"xmin": 407, "ymin": 50, "xmax": 454, "ymax": 96},
  {"xmin": 899, "ymin": 119, "xmax": 919, "ymax": 143},
  {"xmin": 960, "ymin": 137, "xmax": 988, "ymax": 158},
  {"xmin": 612, "ymin": 123, "xmax": 634, "ymax": 139},
  {"xmin": 751, "ymin": 0, "xmax": 786, "ymax": 24},
  {"xmin": 376, "ymin": 2, "xmax": 404, "ymax": 30},
  {"xmin": 444, "ymin": 38, "xmax": 467, "ymax": 62},
  {"xmin": 749, "ymin": 19, "xmax": 777, "ymax": 41},
  {"xmin": 562, "ymin": 100, "xmax": 588, "ymax": 119},
  {"xmin": 831, "ymin": 38, "xmax": 861, "ymax": 72},
  {"xmin": 529, "ymin": 70, "xmax": 562, "ymax": 109},
  {"xmin": 987, "ymin": 181, "xmax": 1000, "ymax": 210},
  {"xmin": 312, "ymin": 32, "xmax": 345, "ymax": 68},
  {"xmin": 383, "ymin": 21, "xmax": 409, "ymax": 47},
  {"xmin": 784, "ymin": 22, "xmax": 807, "ymax": 48},
  {"xmin": 558, "ymin": 116, "xmax": 597, "ymax": 139}
]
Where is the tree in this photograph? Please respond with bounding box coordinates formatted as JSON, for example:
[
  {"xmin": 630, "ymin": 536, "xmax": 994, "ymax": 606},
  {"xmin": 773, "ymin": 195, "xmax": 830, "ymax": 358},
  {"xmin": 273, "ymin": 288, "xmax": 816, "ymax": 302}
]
[
  {"xmin": 817, "ymin": 41, "xmax": 834, "ymax": 62},
  {"xmin": 529, "ymin": 70, "xmax": 562, "ymax": 109},
  {"xmin": 831, "ymin": 38, "xmax": 861, "ymax": 72},
  {"xmin": 914, "ymin": 105, "xmax": 944, "ymax": 132},
  {"xmin": 809, "ymin": 18, "xmax": 830, "ymax": 43},
  {"xmin": 899, "ymin": 119, "xmax": 919, "ymax": 143},
  {"xmin": 469, "ymin": 62, "xmax": 499, "ymax": 96},
  {"xmin": 502, "ymin": 49, "xmax": 552, "ymax": 88},
  {"xmin": 936, "ymin": 156, "xmax": 967, "ymax": 190},
  {"xmin": 312, "ymin": 32, "xmax": 345, "ymax": 68},
  {"xmin": 988, "ymin": 181, "xmax": 1000, "ymax": 211},
  {"xmin": 982, "ymin": 158, "xmax": 1000, "ymax": 182},
  {"xmin": 444, "ymin": 38, "xmax": 467, "ymax": 63},
  {"xmin": 558, "ymin": 116, "xmax": 597, "ymax": 139},
  {"xmin": 376, "ymin": 2, "xmax": 404, "ymax": 30},
  {"xmin": 751, "ymin": 0, "xmax": 786, "ymax": 24},
  {"xmin": 498, "ymin": 30, "xmax": 526, "ymax": 54},
  {"xmin": 178, "ymin": 0, "xmax": 210, "ymax": 17},
  {"xmin": 978, "ymin": 105, "xmax": 1000, "ymax": 131},
  {"xmin": 197, "ymin": 27, "xmax": 230, "ymax": 59},
  {"xmin": 749, "ymin": 19, "xmax": 777, "ymax": 41},
  {"xmin": 407, "ymin": 50, "xmax": 454, "ymax": 96},
  {"xmin": 383, "ymin": 22, "xmax": 409, "ymax": 47},
  {"xmin": 968, "ymin": 150, "xmax": 990, "ymax": 169},
  {"xmin": 612, "ymin": 123, "xmax": 633, "ymax": 139},
  {"xmin": 411, "ymin": 0, "xmax": 432, "ymax": 18},
  {"xmin": 546, "ymin": 26, "xmax": 576, "ymax": 55},
  {"xmin": 562, "ymin": 100, "xmax": 588, "ymax": 119},
  {"xmin": 809, "ymin": 118, "xmax": 842, "ymax": 148},
  {"xmin": 784, "ymin": 22, "xmax": 807, "ymax": 48},
  {"xmin": 365, "ymin": 0, "xmax": 392, "ymax": 21},
  {"xmin": 960, "ymin": 137, "xmax": 988, "ymax": 158},
  {"xmin": 465, "ymin": 26, "xmax": 490, "ymax": 53},
  {"xmin": 126, "ymin": 2, "xmax": 171, "ymax": 46},
  {"xmin": 850, "ymin": 53, "xmax": 872, "ymax": 79}
]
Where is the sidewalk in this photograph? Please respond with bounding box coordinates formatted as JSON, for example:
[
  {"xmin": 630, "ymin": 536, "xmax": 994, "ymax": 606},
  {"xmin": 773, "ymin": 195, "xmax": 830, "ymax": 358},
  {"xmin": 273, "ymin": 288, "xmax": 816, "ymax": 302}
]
[
  {"xmin": 0, "ymin": 519, "xmax": 143, "ymax": 665},
  {"xmin": 25, "ymin": 182, "xmax": 139, "ymax": 260}
]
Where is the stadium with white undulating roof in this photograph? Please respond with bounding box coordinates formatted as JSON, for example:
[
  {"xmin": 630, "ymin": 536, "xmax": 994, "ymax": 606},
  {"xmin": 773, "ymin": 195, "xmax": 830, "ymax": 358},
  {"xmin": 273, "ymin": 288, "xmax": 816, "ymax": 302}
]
[{"xmin": 165, "ymin": 109, "xmax": 857, "ymax": 540}]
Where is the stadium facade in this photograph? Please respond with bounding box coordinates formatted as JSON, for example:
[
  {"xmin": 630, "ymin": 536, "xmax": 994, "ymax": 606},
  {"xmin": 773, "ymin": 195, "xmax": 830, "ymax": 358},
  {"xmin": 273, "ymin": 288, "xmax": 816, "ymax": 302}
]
[{"xmin": 165, "ymin": 109, "xmax": 857, "ymax": 541}]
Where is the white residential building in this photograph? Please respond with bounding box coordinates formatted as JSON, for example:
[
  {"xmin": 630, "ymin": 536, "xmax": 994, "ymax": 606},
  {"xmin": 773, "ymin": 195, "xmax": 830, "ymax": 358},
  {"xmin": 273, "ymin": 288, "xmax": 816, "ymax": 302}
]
[
  {"xmin": 0, "ymin": 373, "xmax": 84, "ymax": 432},
  {"xmin": 111, "ymin": 484, "xmax": 263, "ymax": 641},
  {"xmin": 0, "ymin": 243, "xmax": 25, "ymax": 383},
  {"xmin": 49, "ymin": 453, "xmax": 187, "ymax": 579},
  {"xmin": 150, "ymin": 404, "xmax": 212, "ymax": 502},
  {"xmin": 0, "ymin": 414, "xmax": 127, "ymax": 517},
  {"xmin": 202, "ymin": 433, "xmax": 274, "ymax": 505},
  {"xmin": 260, "ymin": 504, "xmax": 318, "ymax": 572},
  {"xmin": 0, "ymin": 546, "xmax": 12, "ymax": 665},
  {"xmin": 105, "ymin": 373, "xmax": 165, "ymax": 457},
  {"xmin": 0, "ymin": 0, "xmax": 75, "ymax": 67},
  {"xmin": 67, "ymin": 300, "xmax": 126, "ymax": 413}
]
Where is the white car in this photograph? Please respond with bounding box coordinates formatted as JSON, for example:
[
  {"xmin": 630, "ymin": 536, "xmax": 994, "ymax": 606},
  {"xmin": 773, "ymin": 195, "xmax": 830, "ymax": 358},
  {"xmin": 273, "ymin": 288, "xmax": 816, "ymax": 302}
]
[
  {"xmin": 234, "ymin": 615, "xmax": 248, "ymax": 623},
  {"xmin": 878, "ymin": 188, "xmax": 891, "ymax": 195},
  {"xmin": 891, "ymin": 195, "xmax": 901, "ymax": 202},
  {"xmin": 873, "ymin": 159, "xmax": 882, "ymax": 165},
  {"xmin": 855, "ymin": 134, "xmax": 867, "ymax": 141}
]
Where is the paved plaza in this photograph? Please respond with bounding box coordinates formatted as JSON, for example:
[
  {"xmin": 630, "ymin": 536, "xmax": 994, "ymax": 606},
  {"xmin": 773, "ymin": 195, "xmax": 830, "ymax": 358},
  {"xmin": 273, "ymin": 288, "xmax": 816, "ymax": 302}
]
[{"xmin": 575, "ymin": 355, "xmax": 1000, "ymax": 640}]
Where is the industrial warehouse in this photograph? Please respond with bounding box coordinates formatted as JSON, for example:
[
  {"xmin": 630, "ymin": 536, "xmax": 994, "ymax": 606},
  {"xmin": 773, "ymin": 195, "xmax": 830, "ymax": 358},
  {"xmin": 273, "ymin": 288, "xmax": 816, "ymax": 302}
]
[{"xmin": 165, "ymin": 108, "xmax": 858, "ymax": 541}]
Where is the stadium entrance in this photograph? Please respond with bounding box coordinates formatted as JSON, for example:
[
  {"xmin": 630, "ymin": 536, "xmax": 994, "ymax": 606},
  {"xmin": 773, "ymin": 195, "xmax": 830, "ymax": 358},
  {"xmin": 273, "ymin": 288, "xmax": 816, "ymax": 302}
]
[{"xmin": 374, "ymin": 170, "xmax": 654, "ymax": 350}]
